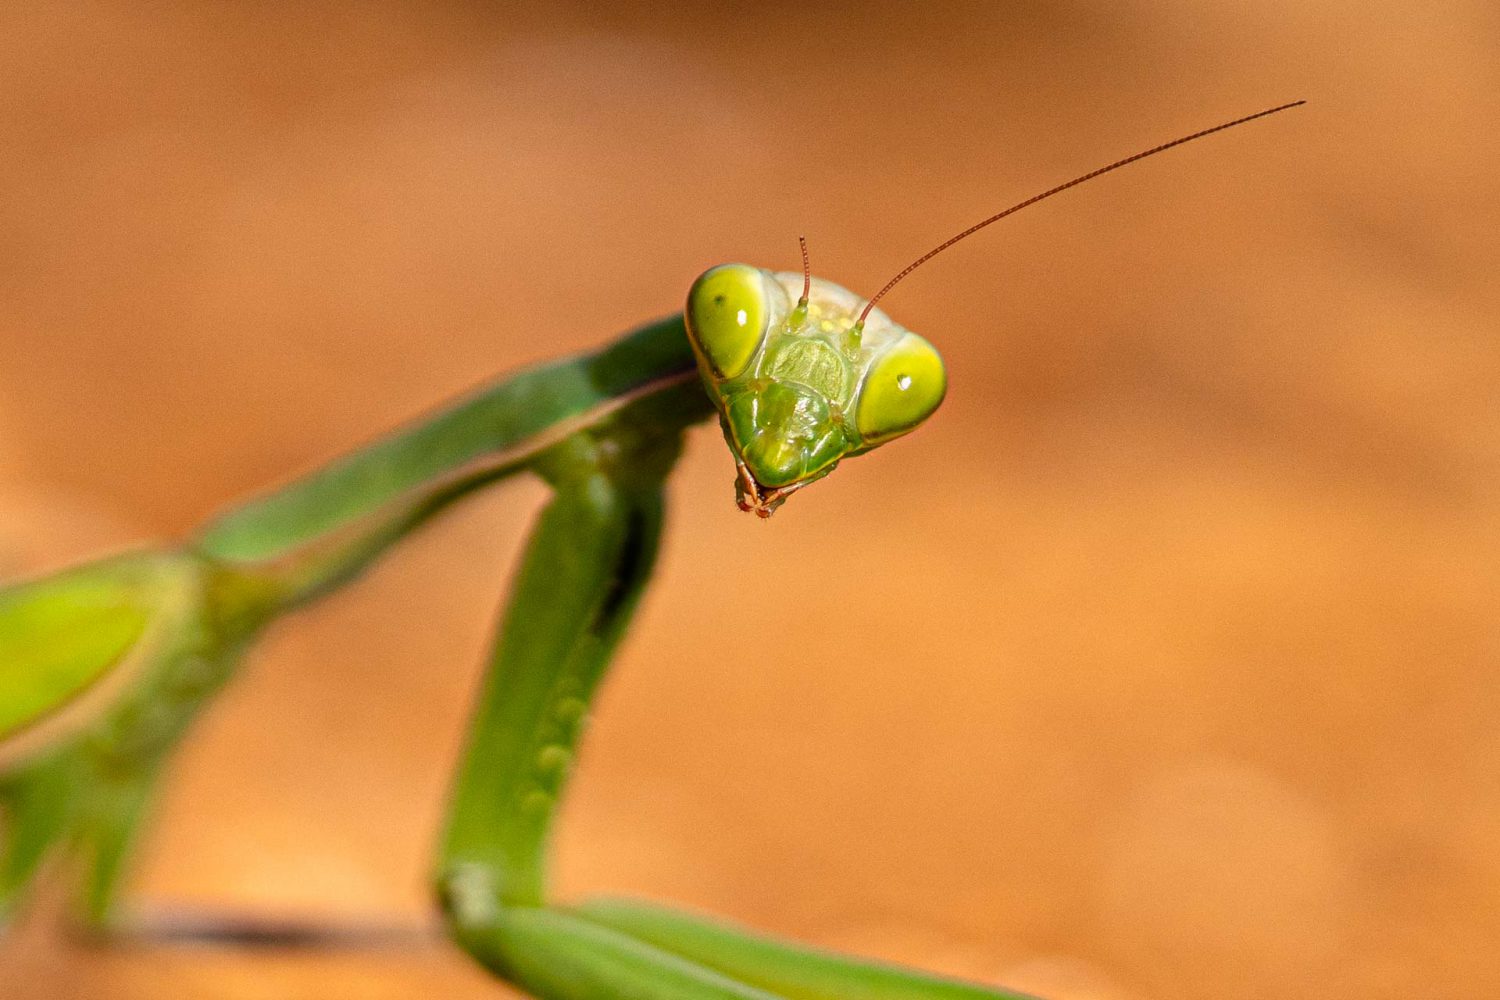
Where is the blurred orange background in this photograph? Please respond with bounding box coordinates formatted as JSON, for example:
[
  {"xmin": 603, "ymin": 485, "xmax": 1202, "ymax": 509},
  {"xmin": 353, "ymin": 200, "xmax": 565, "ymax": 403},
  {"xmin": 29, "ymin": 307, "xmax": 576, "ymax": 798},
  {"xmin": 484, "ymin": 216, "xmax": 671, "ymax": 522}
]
[{"xmin": 0, "ymin": 3, "xmax": 1495, "ymax": 999}]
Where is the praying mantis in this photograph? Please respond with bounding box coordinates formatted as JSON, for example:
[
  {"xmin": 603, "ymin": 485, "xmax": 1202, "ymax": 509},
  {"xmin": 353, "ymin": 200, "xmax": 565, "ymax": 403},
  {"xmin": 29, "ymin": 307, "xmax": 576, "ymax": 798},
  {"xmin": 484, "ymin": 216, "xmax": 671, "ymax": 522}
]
[{"xmin": 0, "ymin": 102, "xmax": 1301, "ymax": 999}]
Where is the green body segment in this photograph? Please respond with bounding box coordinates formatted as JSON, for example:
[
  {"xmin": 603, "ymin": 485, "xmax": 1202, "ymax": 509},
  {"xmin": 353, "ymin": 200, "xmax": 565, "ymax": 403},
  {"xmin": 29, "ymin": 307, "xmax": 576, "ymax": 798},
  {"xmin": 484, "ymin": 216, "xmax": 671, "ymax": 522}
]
[{"xmin": 685, "ymin": 265, "xmax": 946, "ymax": 490}]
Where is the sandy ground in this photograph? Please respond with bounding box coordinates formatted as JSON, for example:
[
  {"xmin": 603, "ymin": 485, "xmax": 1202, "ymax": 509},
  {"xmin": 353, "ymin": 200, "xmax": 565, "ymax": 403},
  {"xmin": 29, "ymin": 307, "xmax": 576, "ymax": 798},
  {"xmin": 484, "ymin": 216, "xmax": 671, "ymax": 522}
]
[{"xmin": 0, "ymin": 3, "xmax": 1496, "ymax": 999}]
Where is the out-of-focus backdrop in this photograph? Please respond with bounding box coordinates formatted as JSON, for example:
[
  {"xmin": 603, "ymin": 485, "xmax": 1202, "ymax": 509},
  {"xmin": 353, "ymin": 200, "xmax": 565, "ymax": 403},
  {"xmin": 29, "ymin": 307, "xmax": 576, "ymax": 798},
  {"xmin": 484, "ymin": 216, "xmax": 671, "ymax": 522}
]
[{"xmin": 0, "ymin": 3, "xmax": 1495, "ymax": 999}]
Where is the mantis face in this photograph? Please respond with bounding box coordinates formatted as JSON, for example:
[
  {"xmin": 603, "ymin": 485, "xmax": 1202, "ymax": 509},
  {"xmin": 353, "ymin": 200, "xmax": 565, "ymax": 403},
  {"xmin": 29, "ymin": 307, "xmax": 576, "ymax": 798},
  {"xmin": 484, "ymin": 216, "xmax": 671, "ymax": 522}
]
[{"xmin": 685, "ymin": 264, "xmax": 946, "ymax": 517}]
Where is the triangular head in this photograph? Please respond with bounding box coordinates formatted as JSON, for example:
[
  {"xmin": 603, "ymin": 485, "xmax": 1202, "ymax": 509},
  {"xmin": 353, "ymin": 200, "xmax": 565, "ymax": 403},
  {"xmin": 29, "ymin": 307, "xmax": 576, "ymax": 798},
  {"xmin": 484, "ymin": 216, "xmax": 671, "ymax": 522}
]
[{"xmin": 685, "ymin": 263, "xmax": 946, "ymax": 517}]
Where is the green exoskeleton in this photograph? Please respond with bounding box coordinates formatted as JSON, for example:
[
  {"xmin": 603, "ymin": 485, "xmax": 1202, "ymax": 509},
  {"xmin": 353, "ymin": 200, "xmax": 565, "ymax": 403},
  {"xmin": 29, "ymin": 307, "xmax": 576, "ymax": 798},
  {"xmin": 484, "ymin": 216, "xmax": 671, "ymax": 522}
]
[{"xmin": 0, "ymin": 103, "xmax": 1301, "ymax": 1000}]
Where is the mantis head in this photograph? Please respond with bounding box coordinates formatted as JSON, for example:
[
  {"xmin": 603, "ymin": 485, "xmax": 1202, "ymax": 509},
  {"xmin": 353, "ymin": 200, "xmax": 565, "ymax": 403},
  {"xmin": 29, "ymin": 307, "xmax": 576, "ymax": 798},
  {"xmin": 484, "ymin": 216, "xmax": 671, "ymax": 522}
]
[
  {"xmin": 685, "ymin": 261, "xmax": 945, "ymax": 517},
  {"xmin": 684, "ymin": 100, "xmax": 1305, "ymax": 516}
]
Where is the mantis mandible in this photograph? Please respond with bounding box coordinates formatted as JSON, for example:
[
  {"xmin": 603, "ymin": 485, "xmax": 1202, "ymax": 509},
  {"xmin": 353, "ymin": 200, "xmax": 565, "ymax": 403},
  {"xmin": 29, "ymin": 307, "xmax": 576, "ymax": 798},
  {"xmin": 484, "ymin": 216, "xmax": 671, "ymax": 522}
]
[{"xmin": 0, "ymin": 102, "xmax": 1301, "ymax": 999}]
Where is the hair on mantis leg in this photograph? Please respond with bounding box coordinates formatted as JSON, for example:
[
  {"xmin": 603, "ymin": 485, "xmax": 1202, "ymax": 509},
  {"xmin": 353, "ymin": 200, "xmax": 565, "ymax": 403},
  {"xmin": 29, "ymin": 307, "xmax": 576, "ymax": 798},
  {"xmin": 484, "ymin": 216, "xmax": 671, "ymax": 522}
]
[{"xmin": 0, "ymin": 102, "xmax": 1302, "ymax": 998}]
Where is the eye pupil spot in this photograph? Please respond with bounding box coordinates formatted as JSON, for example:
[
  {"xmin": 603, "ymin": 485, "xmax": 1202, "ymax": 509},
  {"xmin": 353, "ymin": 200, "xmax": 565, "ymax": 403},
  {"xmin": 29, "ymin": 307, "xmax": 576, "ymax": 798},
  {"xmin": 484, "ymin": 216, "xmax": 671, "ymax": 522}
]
[
  {"xmin": 713, "ymin": 294, "xmax": 727, "ymax": 306},
  {"xmin": 896, "ymin": 374, "xmax": 912, "ymax": 391}
]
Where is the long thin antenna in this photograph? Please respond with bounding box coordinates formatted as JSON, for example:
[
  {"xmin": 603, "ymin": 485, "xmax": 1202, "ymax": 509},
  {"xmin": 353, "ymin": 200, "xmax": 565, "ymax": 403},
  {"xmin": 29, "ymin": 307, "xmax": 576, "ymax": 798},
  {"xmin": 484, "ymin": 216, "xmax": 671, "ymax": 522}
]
[
  {"xmin": 854, "ymin": 100, "xmax": 1306, "ymax": 329},
  {"xmin": 797, "ymin": 235, "xmax": 811, "ymax": 306}
]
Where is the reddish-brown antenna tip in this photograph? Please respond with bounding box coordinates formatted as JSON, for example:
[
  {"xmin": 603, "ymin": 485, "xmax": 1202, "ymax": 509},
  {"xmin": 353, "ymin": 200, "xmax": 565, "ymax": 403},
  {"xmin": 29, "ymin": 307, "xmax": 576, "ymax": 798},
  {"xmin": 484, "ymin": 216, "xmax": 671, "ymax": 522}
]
[{"xmin": 854, "ymin": 100, "xmax": 1306, "ymax": 328}]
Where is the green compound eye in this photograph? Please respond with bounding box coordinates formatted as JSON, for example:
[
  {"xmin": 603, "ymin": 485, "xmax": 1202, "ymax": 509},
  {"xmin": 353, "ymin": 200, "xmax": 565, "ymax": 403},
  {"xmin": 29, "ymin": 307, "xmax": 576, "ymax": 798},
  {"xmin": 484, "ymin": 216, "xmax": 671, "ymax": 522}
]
[
  {"xmin": 686, "ymin": 264, "xmax": 772, "ymax": 380},
  {"xmin": 855, "ymin": 333, "xmax": 947, "ymax": 443}
]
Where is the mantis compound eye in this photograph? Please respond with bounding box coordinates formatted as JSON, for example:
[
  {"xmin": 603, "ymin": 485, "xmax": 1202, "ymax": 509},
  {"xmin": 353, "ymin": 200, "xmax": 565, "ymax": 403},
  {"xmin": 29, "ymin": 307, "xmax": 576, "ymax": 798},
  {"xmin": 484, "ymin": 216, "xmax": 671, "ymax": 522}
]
[
  {"xmin": 855, "ymin": 333, "xmax": 947, "ymax": 443},
  {"xmin": 685, "ymin": 264, "xmax": 778, "ymax": 380}
]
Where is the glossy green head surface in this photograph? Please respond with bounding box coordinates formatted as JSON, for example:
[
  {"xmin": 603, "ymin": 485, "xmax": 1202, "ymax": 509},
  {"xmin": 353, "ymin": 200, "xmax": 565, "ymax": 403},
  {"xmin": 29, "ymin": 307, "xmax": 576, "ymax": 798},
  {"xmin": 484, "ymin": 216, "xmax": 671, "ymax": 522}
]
[{"xmin": 685, "ymin": 264, "xmax": 945, "ymax": 516}]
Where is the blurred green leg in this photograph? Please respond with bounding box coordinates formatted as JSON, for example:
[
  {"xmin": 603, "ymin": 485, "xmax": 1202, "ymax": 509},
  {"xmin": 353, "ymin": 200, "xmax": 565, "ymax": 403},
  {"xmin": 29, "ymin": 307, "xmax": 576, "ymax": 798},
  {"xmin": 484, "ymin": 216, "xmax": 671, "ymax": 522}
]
[
  {"xmin": 0, "ymin": 551, "xmax": 276, "ymax": 930},
  {"xmin": 486, "ymin": 906, "xmax": 783, "ymax": 1000},
  {"xmin": 0, "ymin": 749, "xmax": 77, "ymax": 919},
  {"xmin": 573, "ymin": 898, "xmax": 1040, "ymax": 1000}
]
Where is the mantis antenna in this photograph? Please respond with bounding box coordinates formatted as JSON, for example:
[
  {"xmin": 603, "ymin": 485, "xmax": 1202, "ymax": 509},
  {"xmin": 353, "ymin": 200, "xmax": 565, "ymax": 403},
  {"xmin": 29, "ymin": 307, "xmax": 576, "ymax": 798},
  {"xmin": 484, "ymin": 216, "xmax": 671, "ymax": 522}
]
[
  {"xmin": 797, "ymin": 234, "xmax": 811, "ymax": 307},
  {"xmin": 854, "ymin": 99, "xmax": 1307, "ymax": 329}
]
